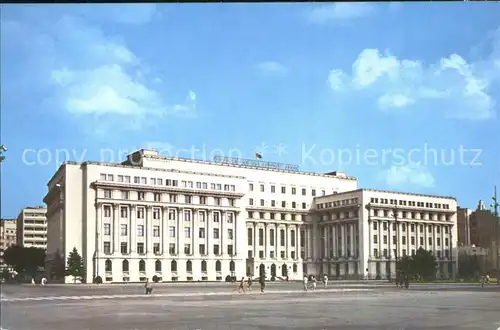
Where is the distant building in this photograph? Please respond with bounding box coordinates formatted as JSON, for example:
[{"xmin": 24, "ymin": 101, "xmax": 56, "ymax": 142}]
[
  {"xmin": 456, "ymin": 200, "xmax": 499, "ymax": 273},
  {"xmin": 16, "ymin": 206, "xmax": 47, "ymax": 249},
  {"xmin": 0, "ymin": 219, "xmax": 17, "ymax": 266},
  {"xmin": 457, "ymin": 207, "xmax": 472, "ymax": 246}
]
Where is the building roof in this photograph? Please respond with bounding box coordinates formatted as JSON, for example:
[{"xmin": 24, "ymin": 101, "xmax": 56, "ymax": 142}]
[
  {"xmin": 47, "ymin": 149, "xmax": 358, "ymax": 187},
  {"xmin": 315, "ymin": 188, "xmax": 456, "ymax": 201}
]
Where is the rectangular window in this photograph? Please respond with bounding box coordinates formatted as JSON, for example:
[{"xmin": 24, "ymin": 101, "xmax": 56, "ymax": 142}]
[
  {"xmin": 137, "ymin": 225, "xmax": 144, "ymax": 237},
  {"xmin": 120, "ymin": 224, "xmax": 128, "ymax": 236},
  {"xmin": 120, "ymin": 242, "xmax": 128, "ymax": 254},
  {"xmin": 103, "ymin": 223, "xmax": 111, "ymax": 235},
  {"xmin": 103, "ymin": 242, "xmax": 111, "ymax": 254}
]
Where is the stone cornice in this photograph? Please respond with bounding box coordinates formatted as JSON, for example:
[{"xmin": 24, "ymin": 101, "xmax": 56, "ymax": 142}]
[
  {"xmin": 246, "ymin": 206, "xmax": 309, "ymax": 214},
  {"xmin": 92, "ymin": 181, "xmax": 245, "ymax": 198}
]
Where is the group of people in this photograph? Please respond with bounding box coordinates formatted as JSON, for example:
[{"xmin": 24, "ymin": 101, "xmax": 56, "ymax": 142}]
[
  {"xmin": 303, "ymin": 275, "xmax": 328, "ymax": 291},
  {"xmin": 238, "ymin": 275, "xmax": 266, "ymax": 293},
  {"xmin": 31, "ymin": 277, "xmax": 47, "ymax": 286}
]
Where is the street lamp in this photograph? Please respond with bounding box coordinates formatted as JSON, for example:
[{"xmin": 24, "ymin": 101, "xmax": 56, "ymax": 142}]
[
  {"xmin": 0, "ymin": 145, "xmax": 7, "ymax": 221},
  {"xmin": 490, "ymin": 186, "xmax": 499, "ymax": 283},
  {"xmin": 365, "ymin": 203, "xmax": 372, "ymax": 280}
]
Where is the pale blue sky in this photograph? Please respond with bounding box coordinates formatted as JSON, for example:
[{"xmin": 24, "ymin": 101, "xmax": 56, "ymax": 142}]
[{"xmin": 1, "ymin": 3, "xmax": 499, "ymax": 218}]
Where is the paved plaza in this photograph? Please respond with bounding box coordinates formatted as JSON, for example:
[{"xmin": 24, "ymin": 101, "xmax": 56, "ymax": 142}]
[{"xmin": 1, "ymin": 283, "xmax": 499, "ymax": 330}]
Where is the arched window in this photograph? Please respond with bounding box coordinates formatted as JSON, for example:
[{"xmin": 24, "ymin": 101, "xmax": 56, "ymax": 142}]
[
  {"xmin": 122, "ymin": 260, "xmax": 129, "ymax": 272},
  {"xmin": 139, "ymin": 259, "xmax": 146, "ymax": 272},
  {"xmin": 171, "ymin": 260, "xmax": 177, "ymax": 272},
  {"xmin": 215, "ymin": 260, "xmax": 221, "ymax": 272},
  {"xmin": 229, "ymin": 260, "xmax": 235, "ymax": 272},
  {"xmin": 201, "ymin": 260, "xmax": 207, "ymax": 272},
  {"xmin": 155, "ymin": 260, "xmax": 162, "ymax": 272},
  {"xmin": 186, "ymin": 260, "xmax": 192, "ymax": 272},
  {"xmin": 105, "ymin": 259, "xmax": 112, "ymax": 272}
]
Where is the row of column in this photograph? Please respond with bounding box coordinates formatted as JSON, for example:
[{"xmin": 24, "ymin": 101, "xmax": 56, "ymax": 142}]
[
  {"xmin": 368, "ymin": 220, "xmax": 453, "ymax": 258},
  {"xmin": 250, "ymin": 222, "xmax": 301, "ymax": 260},
  {"xmin": 317, "ymin": 223, "xmax": 357, "ymax": 259},
  {"xmin": 96, "ymin": 204, "xmax": 238, "ymax": 257}
]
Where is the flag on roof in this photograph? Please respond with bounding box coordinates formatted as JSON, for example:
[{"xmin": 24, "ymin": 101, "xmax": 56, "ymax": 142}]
[{"xmin": 255, "ymin": 153, "xmax": 262, "ymax": 159}]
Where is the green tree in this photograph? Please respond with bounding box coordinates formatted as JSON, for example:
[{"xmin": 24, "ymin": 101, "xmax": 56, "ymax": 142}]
[
  {"xmin": 396, "ymin": 255, "xmax": 414, "ymax": 276},
  {"xmin": 2, "ymin": 245, "xmax": 45, "ymax": 276},
  {"xmin": 65, "ymin": 247, "xmax": 85, "ymax": 283},
  {"xmin": 412, "ymin": 248, "xmax": 437, "ymax": 280}
]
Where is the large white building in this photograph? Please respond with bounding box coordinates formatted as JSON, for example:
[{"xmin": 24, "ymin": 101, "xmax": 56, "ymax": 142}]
[
  {"xmin": 16, "ymin": 206, "xmax": 47, "ymax": 249},
  {"xmin": 43, "ymin": 149, "xmax": 458, "ymax": 283},
  {"xmin": 43, "ymin": 149, "xmax": 357, "ymax": 283},
  {"xmin": 312, "ymin": 189, "xmax": 458, "ymax": 279}
]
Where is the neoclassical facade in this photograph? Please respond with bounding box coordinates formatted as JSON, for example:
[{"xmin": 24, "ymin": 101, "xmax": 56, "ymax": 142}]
[
  {"xmin": 44, "ymin": 149, "xmax": 357, "ymax": 283},
  {"xmin": 312, "ymin": 189, "xmax": 458, "ymax": 279}
]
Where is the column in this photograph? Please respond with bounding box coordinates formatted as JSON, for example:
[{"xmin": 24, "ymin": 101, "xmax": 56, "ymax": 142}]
[
  {"xmin": 350, "ymin": 224, "xmax": 354, "ymax": 257},
  {"xmin": 295, "ymin": 225, "xmax": 300, "ymax": 259},
  {"xmin": 162, "ymin": 207, "xmax": 168, "ymax": 255},
  {"xmin": 233, "ymin": 212, "xmax": 238, "ymax": 257},
  {"xmin": 177, "ymin": 208, "xmax": 182, "ymax": 256},
  {"xmin": 415, "ymin": 222, "xmax": 419, "ymax": 251},
  {"xmin": 275, "ymin": 224, "xmax": 279, "ymax": 259},
  {"xmin": 146, "ymin": 206, "xmax": 153, "ymax": 254},
  {"xmin": 367, "ymin": 220, "xmax": 371, "ymax": 257},
  {"xmin": 113, "ymin": 205, "xmax": 119, "ymax": 253},
  {"xmin": 285, "ymin": 224, "xmax": 290, "ymax": 259},
  {"xmin": 332, "ymin": 225, "xmax": 337, "ymax": 257},
  {"xmin": 387, "ymin": 222, "xmax": 391, "ymax": 258},
  {"xmin": 193, "ymin": 210, "xmax": 198, "ymax": 256},
  {"xmin": 343, "ymin": 224, "xmax": 348, "ymax": 257},
  {"xmin": 264, "ymin": 223, "xmax": 268, "ymax": 259},
  {"xmin": 220, "ymin": 211, "xmax": 225, "ymax": 256},
  {"xmin": 206, "ymin": 210, "xmax": 211, "ymax": 256},
  {"xmin": 96, "ymin": 203, "xmax": 102, "ymax": 254},
  {"xmin": 130, "ymin": 205, "xmax": 136, "ymax": 253},
  {"xmin": 323, "ymin": 225, "xmax": 328, "ymax": 258},
  {"xmin": 253, "ymin": 222, "xmax": 257, "ymax": 259}
]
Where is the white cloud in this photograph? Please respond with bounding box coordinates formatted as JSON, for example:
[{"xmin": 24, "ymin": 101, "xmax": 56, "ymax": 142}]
[
  {"xmin": 307, "ymin": 3, "xmax": 375, "ymax": 24},
  {"xmin": 256, "ymin": 61, "xmax": 289, "ymax": 75},
  {"xmin": 381, "ymin": 164, "xmax": 435, "ymax": 188},
  {"xmin": 378, "ymin": 93, "xmax": 415, "ymax": 109},
  {"xmin": 328, "ymin": 43, "xmax": 500, "ymax": 120},
  {"xmin": 2, "ymin": 13, "xmax": 196, "ymax": 134},
  {"xmin": 43, "ymin": 17, "xmax": 195, "ymax": 129}
]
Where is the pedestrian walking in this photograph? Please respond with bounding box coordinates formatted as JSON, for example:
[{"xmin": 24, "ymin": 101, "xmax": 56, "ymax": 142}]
[
  {"xmin": 238, "ymin": 277, "xmax": 246, "ymax": 293},
  {"xmin": 31, "ymin": 277, "xmax": 35, "ymax": 286},
  {"xmin": 259, "ymin": 275, "xmax": 266, "ymax": 293},
  {"xmin": 247, "ymin": 276, "xmax": 253, "ymax": 291},
  {"xmin": 145, "ymin": 279, "xmax": 153, "ymax": 295},
  {"xmin": 303, "ymin": 275, "xmax": 308, "ymax": 291},
  {"xmin": 311, "ymin": 275, "xmax": 317, "ymax": 290},
  {"xmin": 323, "ymin": 275, "xmax": 328, "ymax": 289},
  {"xmin": 40, "ymin": 277, "xmax": 47, "ymax": 286}
]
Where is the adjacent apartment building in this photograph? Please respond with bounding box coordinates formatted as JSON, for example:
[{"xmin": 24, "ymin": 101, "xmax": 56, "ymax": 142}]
[
  {"xmin": 0, "ymin": 219, "xmax": 17, "ymax": 267},
  {"xmin": 43, "ymin": 149, "xmax": 458, "ymax": 283},
  {"xmin": 16, "ymin": 206, "xmax": 48, "ymax": 249}
]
